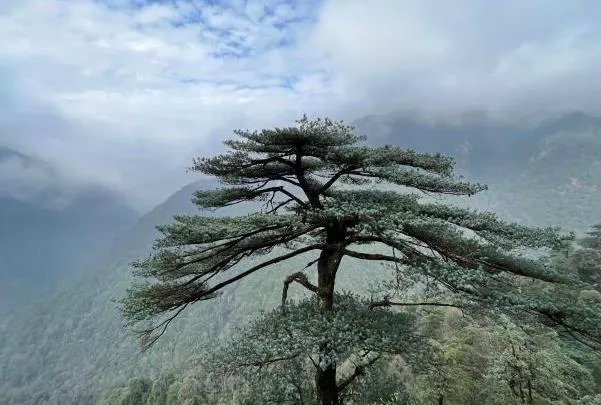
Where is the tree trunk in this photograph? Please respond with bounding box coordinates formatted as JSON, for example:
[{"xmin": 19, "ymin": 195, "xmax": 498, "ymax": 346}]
[
  {"xmin": 315, "ymin": 230, "xmax": 345, "ymax": 405},
  {"xmin": 316, "ymin": 239, "xmax": 344, "ymax": 313},
  {"xmin": 316, "ymin": 365, "xmax": 339, "ymax": 405}
]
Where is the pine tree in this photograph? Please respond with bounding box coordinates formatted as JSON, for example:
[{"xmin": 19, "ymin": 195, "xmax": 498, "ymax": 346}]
[{"xmin": 122, "ymin": 116, "xmax": 599, "ymax": 405}]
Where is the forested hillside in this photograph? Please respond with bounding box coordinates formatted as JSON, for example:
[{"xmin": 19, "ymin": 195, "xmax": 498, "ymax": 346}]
[
  {"xmin": 0, "ymin": 147, "xmax": 138, "ymax": 312},
  {"xmin": 0, "ymin": 113, "xmax": 599, "ymax": 405},
  {"xmin": 352, "ymin": 112, "xmax": 601, "ymax": 230}
]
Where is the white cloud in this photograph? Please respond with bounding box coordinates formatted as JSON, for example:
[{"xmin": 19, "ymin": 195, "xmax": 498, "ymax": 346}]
[
  {"xmin": 0, "ymin": 0, "xmax": 600, "ymax": 209},
  {"xmin": 308, "ymin": 0, "xmax": 601, "ymax": 118}
]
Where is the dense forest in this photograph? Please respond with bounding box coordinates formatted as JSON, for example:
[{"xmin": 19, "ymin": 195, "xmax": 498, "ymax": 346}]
[{"xmin": 1, "ymin": 114, "xmax": 600, "ymax": 405}]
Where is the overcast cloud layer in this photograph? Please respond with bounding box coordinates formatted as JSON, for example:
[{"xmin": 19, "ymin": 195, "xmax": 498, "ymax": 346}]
[{"xmin": 1, "ymin": 0, "xmax": 600, "ymax": 210}]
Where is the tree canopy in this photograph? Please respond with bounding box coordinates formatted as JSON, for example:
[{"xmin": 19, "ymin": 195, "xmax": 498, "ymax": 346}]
[{"xmin": 123, "ymin": 116, "xmax": 600, "ymax": 405}]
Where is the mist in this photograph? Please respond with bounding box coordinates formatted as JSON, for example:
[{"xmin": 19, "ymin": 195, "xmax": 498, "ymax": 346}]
[{"xmin": 1, "ymin": 0, "xmax": 601, "ymax": 210}]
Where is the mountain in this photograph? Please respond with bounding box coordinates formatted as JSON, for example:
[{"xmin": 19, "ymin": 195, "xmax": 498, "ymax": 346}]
[
  {"xmin": 0, "ymin": 112, "xmax": 600, "ymax": 404},
  {"xmin": 107, "ymin": 179, "xmax": 219, "ymax": 262},
  {"xmin": 0, "ymin": 147, "xmax": 139, "ymax": 312},
  {"xmin": 354, "ymin": 111, "xmax": 601, "ymax": 230}
]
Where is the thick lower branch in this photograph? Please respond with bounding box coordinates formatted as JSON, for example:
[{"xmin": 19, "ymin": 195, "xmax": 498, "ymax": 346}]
[
  {"xmin": 198, "ymin": 244, "xmax": 325, "ymax": 300},
  {"xmin": 281, "ymin": 272, "xmax": 319, "ymax": 313},
  {"xmin": 369, "ymin": 298, "xmax": 462, "ymax": 310},
  {"xmin": 337, "ymin": 354, "xmax": 381, "ymax": 393},
  {"xmin": 179, "ymin": 225, "xmax": 321, "ymax": 288},
  {"xmin": 240, "ymin": 352, "xmax": 301, "ymax": 369},
  {"xmin": 342, "ymin": 249, "xmax": 411, "ymax": 265}
]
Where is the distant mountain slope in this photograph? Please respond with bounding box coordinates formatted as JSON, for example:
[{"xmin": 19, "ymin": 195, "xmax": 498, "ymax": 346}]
[
  {"xmin": 0, "ymin": 147, "xmax": 138, "ymax": 312},
  {"xmin": 353, "ymin": 111, "xmax": 601, "ymax": 231},
  {"xmin": 494, "ymin": 120, "xmax": 601, "ymax": 229},
  {"xmin": 108, "ymin": 179, "xmax": 219, "ymax": 261}
]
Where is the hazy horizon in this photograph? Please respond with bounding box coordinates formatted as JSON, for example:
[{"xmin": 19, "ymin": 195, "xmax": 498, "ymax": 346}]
[{"xmin": 2, "ymin": 0, "xmax": 601, "ymax": 211}]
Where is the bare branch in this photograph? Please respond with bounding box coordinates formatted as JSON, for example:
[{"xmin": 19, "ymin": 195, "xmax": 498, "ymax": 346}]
[
  {"xmin": 337, "ymin": 354, "xmax": 381, "ymax": 393},
  {"xmin": 265, "ymin": 198, "xmax": 294, "ymax": 214},
  {"xmin": 197, "ymin": 243, "xmax": 326, "ymax": 301},
  {"xmin": 317, "ymin": 165, "xmax": 357, "ymax": 194},
  {"xmin": 368, "ymin": 298, "xmax": 462, "ymax": 310},
  {"xmin": 135, "ymin": 303, "xmax": 189, "ymax": 352},
  {"xmin": 342, "ymin": 249, "xmax": 411, "ymax": 265},
  {"xmin": 281, "ymin": 272, "xmax": 319, "ymax": 313},
  {"xmin": 240, "ymin": 352, "xmax": 301, "ymax": 368}
]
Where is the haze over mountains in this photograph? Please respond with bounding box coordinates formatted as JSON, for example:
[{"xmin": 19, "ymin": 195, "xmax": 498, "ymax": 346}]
[
  {"xmin": 0, "ymin": 110, "xmax": 600, "ymax": 404},
  {"xmin": 0, "ymin": 147, "xmax": 138, "ymax": 312},
  {"xmin": 355, "ymin": 111, "xmax": 601, "ymax": 229},
  {"xmin": 1, "ymin": 110, "xmax": 600, "ymax": 310}
]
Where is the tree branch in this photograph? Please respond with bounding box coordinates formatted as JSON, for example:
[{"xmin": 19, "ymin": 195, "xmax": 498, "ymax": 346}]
[
  {"xmin": 135, "ymin": 303, "xmax": 189, "ymax": 352},
  {"xmin": 347, "ymin": 236, "xmax": 430, "ymax": 264},
  {"xmin": 249, "ymin": 155, "xmax": 295, "ymax": 168},
  {"xmin": 294, "ymin": 150, "xmax": 322, "ymax": 208},
  {"xmin": 281, "ymin": 272, "xmax": 319, "ymax": 313},
  {"xmin": 342, "ymin": 249, "xmax": 411, "ymax": 265},
  {"xmin": 337, "ymin": 354, "xmax": 381, "ymax": 393},
  {"xmin": 138, "ymin": 243, "xmax": 327, "ymax": 349},
  {"xmin": 265, "ymin": 198, "xmax": 294, "ymax": 214},
  {"xmin": 240, "ymin": 352, "xmax": 301, "ymax": 368},
  {"xmin": 196, "ymin": 243, "xmax": 326, "ymax": 301},
  {"xmin": 368, "ymin": 298, "xmax": 462, "ymax": 310},
  {"xmin": 177, "ymin": 224, "xmax": 321, "ymax": 287},
  {"xmin": 259, "ymin": 186, "xmax": 307, "ymax": 207},
  {"xmin": 318, "ymin": 165, "xmax": 357, "ymax": 195}
]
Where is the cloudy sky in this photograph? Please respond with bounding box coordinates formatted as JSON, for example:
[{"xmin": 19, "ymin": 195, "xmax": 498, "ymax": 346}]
[{"xmin": 1, "ymin": 0, "xmax": 600, "ymax": 211}]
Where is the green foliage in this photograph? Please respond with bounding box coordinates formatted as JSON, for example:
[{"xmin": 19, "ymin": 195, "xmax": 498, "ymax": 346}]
[
  {"xmin": 209, "ymin": 294, "xmax": 424, "ymax": 374},
  {"xmin": 572, "ymin": 224, "xmax": 601, "ymax": 284},
  {"xmin": 482, "ymin": 317, "xmax": 595, "ymax": 404},
  {"xmin": 98, "ymin": 378, "xmax": 152, "ymax": 405},
  {"xmin": 409, "ymin": 310, "xmax": 600, "ymax": 405}
]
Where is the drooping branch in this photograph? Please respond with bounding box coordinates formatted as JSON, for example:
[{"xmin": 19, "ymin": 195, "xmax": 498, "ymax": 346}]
[
  {"xmin": 350, "ymin": 227, "xmax": 568, "ymax": 285},
  {"xmin": 124, "ymin": 243, "xmax": 327, "ymax": 349},
  {"xmin": 193, "ymin": 243, "xmax": 325, "ymax": 302},
  {"xmin": 135, "ymin": 303, "xmax": 190, "ymax": 352},
  {"xmin": 281, "ymin": 272, "xmax": 319, "ymax": 314},
  {"xmin": 151, "ymin": 222, "xmax": 321, "ymax": 289}
]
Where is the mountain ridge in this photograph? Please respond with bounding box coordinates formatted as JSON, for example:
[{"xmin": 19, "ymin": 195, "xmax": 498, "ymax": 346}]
[{"xmin": 0, "ymin": 147, "xmax": 139, "ymax": 313}]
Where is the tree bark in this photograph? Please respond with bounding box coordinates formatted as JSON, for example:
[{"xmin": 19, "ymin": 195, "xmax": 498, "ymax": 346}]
[
  {"xmin": 316, "ymin": 364, "xmax": 339, "ymax": 405},
  {"xmin": 314, "ymin": 225, "xmax": 346, "ymax": 405},
  {"xmin": 317, "ymin": 245, "xmax": 343, "ymax": 313}
]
